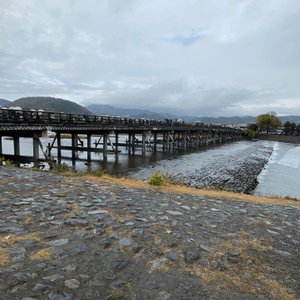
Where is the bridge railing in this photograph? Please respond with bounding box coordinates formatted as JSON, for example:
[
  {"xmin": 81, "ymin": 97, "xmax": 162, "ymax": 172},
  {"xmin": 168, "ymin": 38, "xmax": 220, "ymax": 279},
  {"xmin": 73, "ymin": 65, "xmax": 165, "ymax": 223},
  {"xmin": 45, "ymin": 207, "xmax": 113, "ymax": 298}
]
[{"xmin": 0, "ymin": 108, "xmax": 241, "ymax": 132}]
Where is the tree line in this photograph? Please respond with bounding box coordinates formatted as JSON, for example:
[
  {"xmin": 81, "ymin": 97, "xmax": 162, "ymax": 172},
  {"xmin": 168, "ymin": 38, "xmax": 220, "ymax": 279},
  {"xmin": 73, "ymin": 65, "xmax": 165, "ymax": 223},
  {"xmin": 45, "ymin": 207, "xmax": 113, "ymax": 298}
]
[{"xmin": 244, "ymin": 112, "xmax": 300, "ymax": 137}]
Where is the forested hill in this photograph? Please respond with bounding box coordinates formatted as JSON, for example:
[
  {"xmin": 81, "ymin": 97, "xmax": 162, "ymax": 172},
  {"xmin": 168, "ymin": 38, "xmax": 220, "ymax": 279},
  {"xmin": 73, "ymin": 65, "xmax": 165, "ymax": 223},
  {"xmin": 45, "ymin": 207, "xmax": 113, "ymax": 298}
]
[
  {"xmin": 0, "ymin": 99, "xmax": 11, "ymax": 106},
  {"xmin": 12, "ymin": 97, "xmax": 92, "ymax": 115}
]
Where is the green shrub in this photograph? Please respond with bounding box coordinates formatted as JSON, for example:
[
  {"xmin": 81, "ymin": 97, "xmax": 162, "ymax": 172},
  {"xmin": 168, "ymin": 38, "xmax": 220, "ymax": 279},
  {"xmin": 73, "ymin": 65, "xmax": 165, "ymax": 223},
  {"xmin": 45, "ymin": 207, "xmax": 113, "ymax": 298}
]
[
  {"xmin": 243, "ymin": 129, "xmax": 259, "ymax": 138},
  {"xmin": 5, "ymin": 159, "xmax": 16, "ymax": 166},
  {"xmin": 149, "ymin": 173, "xmax": 163, "ymax": 186},
  {"xmin": 89, "ymin": 167, "xmax": 108, "ymax": 177},
  {"xmin": 53, "ymin": 163, "xmax": 70, "ymax": 173}
]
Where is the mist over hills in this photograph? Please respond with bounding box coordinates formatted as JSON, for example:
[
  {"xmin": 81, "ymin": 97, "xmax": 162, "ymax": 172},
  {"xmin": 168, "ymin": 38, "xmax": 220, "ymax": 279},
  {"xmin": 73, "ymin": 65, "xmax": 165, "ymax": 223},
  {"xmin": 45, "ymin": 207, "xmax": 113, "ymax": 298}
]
[{"xmin": 1, "ymin": 97, "xmax": 299, "ymax": 125}]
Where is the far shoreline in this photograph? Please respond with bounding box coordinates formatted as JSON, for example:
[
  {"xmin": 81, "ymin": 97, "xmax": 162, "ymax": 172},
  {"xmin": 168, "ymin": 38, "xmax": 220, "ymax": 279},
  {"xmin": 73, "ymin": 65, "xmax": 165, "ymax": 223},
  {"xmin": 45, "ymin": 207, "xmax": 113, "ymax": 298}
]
[{"xmin": 255, "ymin": 135, "xmax": 300, "ymax": 144}]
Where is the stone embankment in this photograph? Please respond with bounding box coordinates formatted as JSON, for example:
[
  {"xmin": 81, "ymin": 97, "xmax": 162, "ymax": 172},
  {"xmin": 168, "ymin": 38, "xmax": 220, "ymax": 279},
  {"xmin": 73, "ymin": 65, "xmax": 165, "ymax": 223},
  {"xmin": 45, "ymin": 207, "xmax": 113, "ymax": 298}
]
[
  {"xmin": 0, "ymin": 166, "xmax": 299, "ymax": 300},
  {"xmin": 131, "ymin": 141, "xmax": 273, "ymax": 194}
]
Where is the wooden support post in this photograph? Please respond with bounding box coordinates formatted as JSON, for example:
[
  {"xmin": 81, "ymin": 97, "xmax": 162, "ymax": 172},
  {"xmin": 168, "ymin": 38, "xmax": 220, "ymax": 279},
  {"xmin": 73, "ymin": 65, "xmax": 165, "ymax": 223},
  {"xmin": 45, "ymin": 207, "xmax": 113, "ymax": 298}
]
[
  {"xmin": 167, "ymin": 131, "xmax": 171, "ymax": 150},
  {"xmin": 103, "ymin": 133, "xmax": 108, "ymax": 158},
  {"xmin": 142, "ymin": 132, "xmax": 146, "ymax": 154},
  {"xmin": 57, "ymin": 133, "xmax": 61, "ymax": 165},
  {"xmin": 71, "ymin": 133, "xmax": 77, "ymax": 166},
  {"xmin": 196, "ymin": 131, "xmax": 199, "ymax": 147},
  {"xmin": 33, "ymin": 134, "xmax": 39, "ymax": 168},
  {"xmin": 115, "ymin": 133, "xmax": 119, "ymax": 155},
  {"xmin": 163, "ymin": 133, "xmax": 166, "ymax": 150},
  {"xmin": 132, "ymin": 133, "xmax": 135, "ymax": 154},
  {"xmin": 173, "ymin": 132, "xmax": 176, "ymax": 149},
  {"xmin": 213, "ymin": 133, "xmax": 216, "ymax": 144},
  {"xmin": 87, "ymin": 133, "xmax": 91, "ymax": 163},
  {"xmin": 126, "ymin": 134, "xmax": 130, "ymax": 152},
  {"xmin": 153, "ymin": 132, "xmax": 157, "ymax": 152},
  {"xmin": 220, "ymin": 133, "xmax": 223, "ymax": 143},
  {"xmin": 205, "ymin": 133, "xmax": 209, "ymax": 145},
  {"xmin": 14, "ymin": 136, "xmax": 20, "ymax": 157},
  {"xmin": 183, "ymin": 131, "xmax": 187, "ymax": 149},
  {"xmin": 0, "ymin": 136, "xmax": 2, "ymax": 156},
  {"xmin": 13, "ymin": 136, "xmax": 20, "ymax": 167}
]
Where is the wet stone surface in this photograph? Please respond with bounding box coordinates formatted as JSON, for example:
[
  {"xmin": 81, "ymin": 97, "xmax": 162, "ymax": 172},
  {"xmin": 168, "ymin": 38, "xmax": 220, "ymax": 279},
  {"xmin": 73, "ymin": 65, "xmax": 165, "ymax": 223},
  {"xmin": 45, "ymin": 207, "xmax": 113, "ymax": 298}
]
[
  {"xmin": 0, "ymin": 166, "xmax": 299, "ymax": 299},
  {"xmin": 131, "ymin": 140, "xmax": 274, "ymax": 194}
]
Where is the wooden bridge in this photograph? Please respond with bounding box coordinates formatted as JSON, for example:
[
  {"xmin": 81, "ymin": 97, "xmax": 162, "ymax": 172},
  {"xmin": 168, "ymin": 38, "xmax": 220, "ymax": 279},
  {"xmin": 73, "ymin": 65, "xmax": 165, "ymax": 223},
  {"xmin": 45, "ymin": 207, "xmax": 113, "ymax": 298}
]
[{"xmin": 0, "ymin": 108, "xmax": 243, "ymax": 167}]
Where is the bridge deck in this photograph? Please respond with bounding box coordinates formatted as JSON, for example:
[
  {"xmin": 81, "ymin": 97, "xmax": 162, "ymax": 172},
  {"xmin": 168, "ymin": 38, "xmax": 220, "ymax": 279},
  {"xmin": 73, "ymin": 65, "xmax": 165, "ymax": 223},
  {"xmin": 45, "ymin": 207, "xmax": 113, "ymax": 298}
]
[{"xmin": 0, "ymin": 109, "xmax": 243, "ymax": 167}]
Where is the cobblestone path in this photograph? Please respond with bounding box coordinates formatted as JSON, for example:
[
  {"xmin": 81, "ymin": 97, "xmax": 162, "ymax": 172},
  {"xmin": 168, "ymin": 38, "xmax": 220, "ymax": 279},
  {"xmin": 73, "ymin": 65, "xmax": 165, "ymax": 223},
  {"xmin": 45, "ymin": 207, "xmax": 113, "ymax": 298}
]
[{"xmin": 0, "ymin": 166, "xmax": 299, "ymax": 300}]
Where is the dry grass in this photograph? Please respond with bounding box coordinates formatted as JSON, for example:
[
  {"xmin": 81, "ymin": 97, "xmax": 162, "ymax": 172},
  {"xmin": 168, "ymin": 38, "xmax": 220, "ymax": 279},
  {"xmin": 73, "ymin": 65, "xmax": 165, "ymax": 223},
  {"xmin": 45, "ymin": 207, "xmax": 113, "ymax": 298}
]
[
  {"xmin": 29, "ymin": 247, "xmax": 53, "ymax": 261},
  {"xmin": 0, "ymin": 233, "xmax": 43, "ymax": 266},
  {"xmin": 164, "ymin": 231, "xmax": 295, "ymax": 300},
  {"xmin": 81, "ymin": 174, "xmax": 300, "ymax": 207}
]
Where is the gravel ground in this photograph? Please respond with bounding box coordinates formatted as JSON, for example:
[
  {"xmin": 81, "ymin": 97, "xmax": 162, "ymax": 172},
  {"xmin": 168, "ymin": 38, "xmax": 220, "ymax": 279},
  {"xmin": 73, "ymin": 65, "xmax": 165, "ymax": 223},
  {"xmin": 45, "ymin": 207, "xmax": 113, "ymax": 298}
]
[
  {"xmin": 130, "ymin": 140, "xmax": 274, "ymax": 194},
  {"xmin": 0, "ymin": 166, "xmax": 299, "ymax": 300}
]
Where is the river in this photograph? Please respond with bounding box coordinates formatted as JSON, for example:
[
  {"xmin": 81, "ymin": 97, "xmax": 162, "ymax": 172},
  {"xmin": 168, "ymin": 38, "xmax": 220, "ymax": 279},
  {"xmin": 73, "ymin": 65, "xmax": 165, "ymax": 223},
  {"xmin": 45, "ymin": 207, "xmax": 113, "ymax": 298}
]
[{"xmin": 1, "ymin": 135, "xmax": 299, "ymax": 199}]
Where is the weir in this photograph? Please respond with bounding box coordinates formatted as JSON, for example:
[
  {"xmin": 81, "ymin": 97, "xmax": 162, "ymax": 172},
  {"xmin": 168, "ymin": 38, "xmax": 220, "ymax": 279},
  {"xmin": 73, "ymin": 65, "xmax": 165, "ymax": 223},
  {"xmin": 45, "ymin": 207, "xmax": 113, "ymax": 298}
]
[{"xmin": 0, "ymin": 108, "xmax": 243, "ymax": 167}]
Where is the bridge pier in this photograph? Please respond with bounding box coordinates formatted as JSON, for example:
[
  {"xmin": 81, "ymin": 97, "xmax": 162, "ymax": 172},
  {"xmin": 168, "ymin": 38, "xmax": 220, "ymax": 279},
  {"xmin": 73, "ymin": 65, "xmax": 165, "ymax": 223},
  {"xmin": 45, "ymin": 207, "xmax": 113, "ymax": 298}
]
[
  {"xmin": 103, "ymin": 133, "xmax": 108, "ymax": 158},
  {"xmin": 142, "ymin": 132, "xmax": 146, "ymax": 154},
  {"xmin": 13, "ymin": 136, "xmax": 20, "ymax": 157},
  {"xmin": 13, "ymin": 136, "xmax": 20, "ymax": 167},
  {"xmin": 71, "ymin": 134, "xmax": 77, "ymax": 166},
  {"xmin": 57, "ymin": 133, "xmax": 61, "ymax": 165},
  {"xmin": 115, "ymin": 133, "xmax": 119, "ymax": 156},
  {"xmin": 183, "ymin": 131, "xmax": 187, "ymax": 149},
  {"xmin": 87, "ymin": 133, "xmax": 91, "ymax": 163},
  {"xmin": 153, "ymin": 132, "xmax": 157, "ymax": 153},
  {"xmin": 33, "ymin": 133, "xmax": 40, "ymax": 168},
  {"xmin": 0, "ymin": 136, "xmax": 2, "ymax": 156}
]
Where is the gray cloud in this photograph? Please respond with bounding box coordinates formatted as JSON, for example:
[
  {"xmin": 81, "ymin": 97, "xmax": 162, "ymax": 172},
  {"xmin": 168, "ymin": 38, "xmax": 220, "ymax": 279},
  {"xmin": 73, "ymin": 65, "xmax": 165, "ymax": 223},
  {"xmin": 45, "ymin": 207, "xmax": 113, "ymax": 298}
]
[{"xmin": 1, "ymin": 0, "xmax": 300, "ymax": 117}]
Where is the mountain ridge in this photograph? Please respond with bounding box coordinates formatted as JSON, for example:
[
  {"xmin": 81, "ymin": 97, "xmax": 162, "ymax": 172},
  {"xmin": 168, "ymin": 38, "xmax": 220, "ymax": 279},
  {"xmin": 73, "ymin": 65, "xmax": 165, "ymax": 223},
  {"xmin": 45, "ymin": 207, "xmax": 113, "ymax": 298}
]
[
  {"xmin": 1, "ymin": 98, "xmax": 299, "ymax": 124},
  {"xmin": 10, "ymin": 96, "xmax": 92, "ymax": 115}
]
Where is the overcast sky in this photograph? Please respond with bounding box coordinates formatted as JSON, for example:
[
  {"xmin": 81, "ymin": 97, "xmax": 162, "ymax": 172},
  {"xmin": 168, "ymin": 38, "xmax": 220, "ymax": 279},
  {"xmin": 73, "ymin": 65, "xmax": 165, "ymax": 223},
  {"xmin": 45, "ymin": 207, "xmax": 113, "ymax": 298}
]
[{"xmin": 1, "ymin": 0, "xmax": 300, "ymax": 117}]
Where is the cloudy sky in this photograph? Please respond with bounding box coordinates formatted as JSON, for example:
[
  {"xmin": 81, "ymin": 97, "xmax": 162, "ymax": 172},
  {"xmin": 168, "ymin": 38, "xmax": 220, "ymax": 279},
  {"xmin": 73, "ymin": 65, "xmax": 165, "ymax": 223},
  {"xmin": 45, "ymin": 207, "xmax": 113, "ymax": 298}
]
[{"xmin": 1, "ymin": 0, "xmax": 300, "ymax": 117}]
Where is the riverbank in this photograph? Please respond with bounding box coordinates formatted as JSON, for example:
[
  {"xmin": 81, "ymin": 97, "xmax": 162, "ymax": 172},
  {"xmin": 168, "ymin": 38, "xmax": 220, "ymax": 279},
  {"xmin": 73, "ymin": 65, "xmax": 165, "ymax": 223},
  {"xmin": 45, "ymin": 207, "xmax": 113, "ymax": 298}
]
[
  {"xmin": 0, "ymin": 165, "xmax": 299, "ymax": 300},
  {"xmin": 257, "ymin": 135, "xmax": 300, "ymax": 144},
  {"xmin": 130, "ymin": 140, "xmax": 274, "ymax": 195}
]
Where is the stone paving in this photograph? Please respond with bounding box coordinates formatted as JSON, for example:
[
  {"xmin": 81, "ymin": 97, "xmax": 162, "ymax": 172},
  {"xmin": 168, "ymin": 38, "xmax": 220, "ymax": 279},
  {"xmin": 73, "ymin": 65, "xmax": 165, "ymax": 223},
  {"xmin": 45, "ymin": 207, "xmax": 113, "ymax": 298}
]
[{"xmin": 0, "ymin": 166, "xmax": 299, "ymax": 300}]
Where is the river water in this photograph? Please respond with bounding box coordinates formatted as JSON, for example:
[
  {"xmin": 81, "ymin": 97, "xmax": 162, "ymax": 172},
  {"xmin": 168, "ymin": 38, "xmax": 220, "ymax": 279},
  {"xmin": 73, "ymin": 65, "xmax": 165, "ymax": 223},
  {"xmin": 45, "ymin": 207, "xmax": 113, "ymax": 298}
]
[
  {"xmin": 1, "ymin": 135, "xmax": 299, "ymax": 199},
  {"xmin": 254, "ymin": 141, "xmax": 300, "ymax": 199}
]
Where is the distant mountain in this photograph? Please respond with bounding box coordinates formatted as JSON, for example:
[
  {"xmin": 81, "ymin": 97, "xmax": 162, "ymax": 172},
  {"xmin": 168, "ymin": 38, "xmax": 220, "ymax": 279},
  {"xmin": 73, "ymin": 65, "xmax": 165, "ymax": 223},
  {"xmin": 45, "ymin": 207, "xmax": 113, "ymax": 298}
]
[
  {"xmin": 86, "ymin": 104, "xmax": 156, "ymax": 117},
  {"xmin": 278, "ymin": 115, "xmax": 300, "ymax": 125},
  {"xmin": 0, "ymin": 99, "xmax": 11, "ymax": 106},
  {"xmin": 188, "ymin": 116, "xmax": 257, "ymax": 124},
  {"xmin": 130, "ymin": 113, "xmax": 166, "ymax": 121},
  {"xmin": 85, "ymin": 103, "xmax": 300, "ymax": 124},
  {"xmin": 12, "ymin": 96, "xmax": 92, "ymax": 115}
]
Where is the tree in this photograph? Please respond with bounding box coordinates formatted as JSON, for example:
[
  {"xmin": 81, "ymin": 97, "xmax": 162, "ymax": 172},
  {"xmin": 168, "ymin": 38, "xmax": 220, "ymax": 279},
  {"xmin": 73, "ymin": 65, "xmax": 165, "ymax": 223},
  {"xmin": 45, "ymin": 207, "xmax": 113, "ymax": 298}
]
[
  {"xmin": 283, "ymin": 121, "xmax": 296, "ymax": 135},
  {"xmin": 243, "ymin": 129, "xmax": 259, "ymax": 138},
  {"xmin": 248, "ymin": 123, "xmax": 258, "ymax": 131},
  {"xmin": 296, "ymin": 124, "xmax": 300, "ymax": 135},
  {"xmin": 256, "ymin": 113, "xmax": 283, "ymax": 134}
]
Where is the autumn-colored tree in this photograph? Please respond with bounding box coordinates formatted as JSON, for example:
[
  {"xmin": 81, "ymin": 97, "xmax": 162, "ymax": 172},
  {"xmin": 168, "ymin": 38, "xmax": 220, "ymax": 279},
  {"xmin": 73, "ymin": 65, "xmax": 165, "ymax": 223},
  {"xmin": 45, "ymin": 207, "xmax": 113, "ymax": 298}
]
[{"xmin": 256, "ymin": 113, "xmax": 283, "ymax": 134}]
